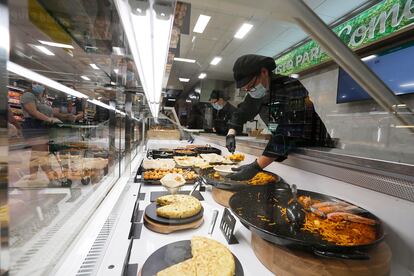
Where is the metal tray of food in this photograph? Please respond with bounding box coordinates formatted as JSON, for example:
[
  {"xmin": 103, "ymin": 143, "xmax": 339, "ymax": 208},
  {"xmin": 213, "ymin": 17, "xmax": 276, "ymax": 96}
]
[
  {"xmin": 147, "ymin": 149, "xmax": 175, "ymax": 159},
  {"xmin": 142, "ymin": 168, "xmax": 198, "ymax": 185}
]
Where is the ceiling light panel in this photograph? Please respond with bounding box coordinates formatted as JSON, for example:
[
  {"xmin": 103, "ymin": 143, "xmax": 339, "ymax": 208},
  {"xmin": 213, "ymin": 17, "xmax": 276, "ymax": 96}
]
[
  {"xmin": 234, "ymin": 23, "xmax": 253, "ymax": 39},
  {"xmin": 174, "ymin": 57, "xmax": 196, "ymax": 63},
  {"xmin": 198, "ymin": 73, "xmax": 206, "ymax": 79},
  {"xmin": 210, "ymin": 57, "xmax": 222, "ymax": 65},
  {"xmin": 38, "ymin": 40, "xmax": 74, "ymax": 49},
  {"xmin": 179, "ymin": 78, "xmax": 190, "ymax": 82},
  {"xmin": 7, "ymin": 61, "xmax": 87, "ymax": 99},
  {"xmin": 81, "ymin": 75, "xmax": 91, "ymax": 81},
  {"xmin": 193, "ymin": 14, "xmax": 211, "ymax": 33},
  {"xmin": 114, "ymin": 0, "xmax": 175, "ymax": 117},
  {"xmin": 90, "ymin": 63, "xmax": 99, "ymax": 70},
  {"xmin": 33, "ymin": 45, "xmax": 55, "ymax": 56}
]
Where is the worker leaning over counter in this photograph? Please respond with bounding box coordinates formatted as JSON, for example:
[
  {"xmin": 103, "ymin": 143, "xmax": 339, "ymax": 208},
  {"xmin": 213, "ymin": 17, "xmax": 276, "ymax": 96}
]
[
  {"xmin": 226, "ymin": 54, "xmax": 331, "ymax": 181},
  {"xmin": 209, "ymin": 89, "xmax": 241, "ymax": 135}
]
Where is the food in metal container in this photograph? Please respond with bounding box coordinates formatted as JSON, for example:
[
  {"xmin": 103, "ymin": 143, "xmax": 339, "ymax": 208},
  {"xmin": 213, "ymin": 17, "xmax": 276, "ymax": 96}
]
[{"xmin": 143, "ymin": 168, "xmax": 198, "ymax": 181}]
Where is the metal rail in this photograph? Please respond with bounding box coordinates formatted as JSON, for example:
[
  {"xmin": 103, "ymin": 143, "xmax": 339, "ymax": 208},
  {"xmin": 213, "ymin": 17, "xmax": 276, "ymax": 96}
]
[{"xmin": 284, "ymin": 0, "xmax": 414, "ymax": 131}]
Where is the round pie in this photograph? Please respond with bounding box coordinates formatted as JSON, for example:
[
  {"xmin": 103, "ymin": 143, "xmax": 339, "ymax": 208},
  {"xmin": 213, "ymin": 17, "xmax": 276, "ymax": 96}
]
[{"xmin": 156, "ymin": 195, "xmax": 202, "ymax": 219}]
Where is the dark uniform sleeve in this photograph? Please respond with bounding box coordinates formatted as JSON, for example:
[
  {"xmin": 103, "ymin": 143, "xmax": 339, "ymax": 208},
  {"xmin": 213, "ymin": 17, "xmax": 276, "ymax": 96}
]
[{"xmin": 228, "ymin": 94, "xmax": 263, "ymax": 134}]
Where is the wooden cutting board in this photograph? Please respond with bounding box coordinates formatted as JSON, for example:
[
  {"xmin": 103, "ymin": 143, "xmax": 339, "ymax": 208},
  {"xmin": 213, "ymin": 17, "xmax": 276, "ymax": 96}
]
[
  {"xmin": 212, "ymin": 186, "xmax": 236, "ymax": 207},
  {"xmin": 143, "ymin": 215, "xmax": 204, "ymax": 234},
  {"xmin": 251, "ymin": 232, "xmax": 391, "ymax": 276}
]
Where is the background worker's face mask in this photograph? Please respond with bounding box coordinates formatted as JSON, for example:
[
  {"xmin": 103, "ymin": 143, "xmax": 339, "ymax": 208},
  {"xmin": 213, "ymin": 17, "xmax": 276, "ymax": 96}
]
[
  {"xmin": 212, "ymin": 102, "xmax": 223, "ymax": 110},
  {"xmin": 32, "ymin": 84, "xmax": 45, "ymax": 96},
  {"xmin": 248, "ymin": 83, "xmax": 267, "ymax": 99}
]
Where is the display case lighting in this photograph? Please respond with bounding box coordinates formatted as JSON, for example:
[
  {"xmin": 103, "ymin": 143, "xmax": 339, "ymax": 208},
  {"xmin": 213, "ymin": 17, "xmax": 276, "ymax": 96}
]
[
  {"xmin": 174, "ymin": 57, "xmax": 196, "ymax": 63},
  {"xmin": 193, "ymin": 14, "xmax": 211, "ymax": 33},
  {"xmin": 361, "ymin": 55, "xmax": 377, "ymax": 61},
  {"xmin": 114, "ymin": 0, "xmax": 175, "ymax": 117},
  {"xmin": 38, "ymin": 40, "xmax": 74, "ymax": 49},
  {"xmin": 81, "ymin": 75, "xmax": 91, "ymax": 81},
  {"xmin": 210, "ymin": 57, "xmax": 222, "ymax": 65},
  {"xmin": 7, "ymin": 61, "xmax": 88, "ymax": 99},
  {"xmin": 33, "ymin": 45, "xmax": 55, "ymax": 56},
  {"xmin": 234, "ymin": 23, "xmax": 253, "ymax": 39},
  {"xmin": 90, "ymin": 63, "xmax": 99, "ymax": 70}
]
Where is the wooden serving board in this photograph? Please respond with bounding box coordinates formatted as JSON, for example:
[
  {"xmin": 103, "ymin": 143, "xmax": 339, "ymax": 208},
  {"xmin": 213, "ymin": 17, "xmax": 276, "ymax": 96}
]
[
  {"xmin": 251, "ymin": 232, "xmax": 391, "ymax": 276},
  {"xmin": 143, "ymin": 215, "xmax": 204, "ymax": 234},
  {"xmin": 212, "ymin": 186, "xmax": 236, "ymax": 207}
]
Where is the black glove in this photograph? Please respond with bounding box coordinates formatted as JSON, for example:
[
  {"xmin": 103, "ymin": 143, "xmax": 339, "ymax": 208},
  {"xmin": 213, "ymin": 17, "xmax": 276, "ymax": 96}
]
[
  {"xmin": 226, "ymin": 134, "xmax": 236, "ymax": 153},
  {"xmin": 228, "ymin": 160, "xmax": 262, "ymax": 181}
]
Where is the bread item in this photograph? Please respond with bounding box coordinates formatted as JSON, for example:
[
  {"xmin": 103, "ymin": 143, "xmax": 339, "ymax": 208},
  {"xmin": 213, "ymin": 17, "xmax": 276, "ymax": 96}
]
[
  {"xmin": 200, "ymin": 153, "xmax": 224, "ymax": 163},
  {"xmin": 143, "ymin": 168, "xmax": 198, "ymax": 180},
  {"xmin": 156, "ymin": 195, "xmax": 202, "ymax": 219},
  {"xmin": 160, "ymin": 173, "xmax": 186, "ymax": 188},
  {"xmin": 143, "ymin": 158, "xmax": 175, "ymax": 170},
  {"xmin": 156, "ymin": 236, "xmax": 235, "ymax": 276},
  {"xmin": 156, "ymin": 259, "xmax": 196, "ymax": 276}
]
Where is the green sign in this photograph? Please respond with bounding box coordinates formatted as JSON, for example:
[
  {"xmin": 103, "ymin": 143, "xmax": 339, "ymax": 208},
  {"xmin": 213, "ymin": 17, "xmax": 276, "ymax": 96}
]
[{"xmin": 275, "ymin": 0, "xmax": 414, "ymax": 75}]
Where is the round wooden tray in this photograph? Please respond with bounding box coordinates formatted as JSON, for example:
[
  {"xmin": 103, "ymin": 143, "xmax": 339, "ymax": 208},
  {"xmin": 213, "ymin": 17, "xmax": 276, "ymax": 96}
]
[
  {"xmin": 212, "ymin": 186, "xmax": 236, "ymax": 207},
  {"xmin": 144, "ymin": 215, "xmax": 204, "ymax": 234},
  {"xmin": 251, "ymin": 232, "xmax": 391, "ymax": 276}
]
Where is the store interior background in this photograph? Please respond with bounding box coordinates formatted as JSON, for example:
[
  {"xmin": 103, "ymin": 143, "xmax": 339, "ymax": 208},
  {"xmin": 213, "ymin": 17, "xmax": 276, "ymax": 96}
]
[{"xmin": 1, "ymin": 0, "xmax": 414, "ymax": 275}]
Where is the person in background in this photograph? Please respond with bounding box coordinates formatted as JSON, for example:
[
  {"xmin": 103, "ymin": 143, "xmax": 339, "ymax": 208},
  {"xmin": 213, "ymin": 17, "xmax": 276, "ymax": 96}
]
[
  {"xmin": 21, "ymin": 83, "xmax": 62, "ymax": 184},
  {"xmin": 188, "ymin": 102, "xmax": 205, "ymax": 129},
  {"xmin": 52, "ymin": 94, "xmax": 84, "ymax": 123},
  {"xmin": 8, "ymin": 107, "xmax": 22, "ymax": 137},
  {"xmin": 209, "ymin": 90, "xmax": 241, "ymax": 136},
  {"xmin": 226, "ymin": 55, "xmax": 331, "ymax": 180}
]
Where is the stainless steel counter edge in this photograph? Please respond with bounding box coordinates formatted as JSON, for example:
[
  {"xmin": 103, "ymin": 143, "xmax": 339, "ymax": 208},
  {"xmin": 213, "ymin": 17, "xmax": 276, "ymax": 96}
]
[{"xmin": 195, "ymin": 133, "xmax": 414, "ymax": 203}]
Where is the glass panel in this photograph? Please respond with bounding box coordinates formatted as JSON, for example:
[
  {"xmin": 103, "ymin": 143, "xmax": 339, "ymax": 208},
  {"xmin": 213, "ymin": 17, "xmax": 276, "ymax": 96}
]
[{"xmin": 6, "ymin": 0, "xmax": 139, "ymax": 274}]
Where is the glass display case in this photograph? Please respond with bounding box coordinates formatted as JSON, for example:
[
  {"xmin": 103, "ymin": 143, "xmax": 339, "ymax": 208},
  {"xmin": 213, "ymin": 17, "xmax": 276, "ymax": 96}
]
[{"xmin": 1, "ymin": 0, "xmax": 414, "ymax": 276}]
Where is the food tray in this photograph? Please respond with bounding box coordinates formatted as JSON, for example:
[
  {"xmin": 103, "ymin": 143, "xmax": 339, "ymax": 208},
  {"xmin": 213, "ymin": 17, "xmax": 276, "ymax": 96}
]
[
  {"xmin": 142, "ymin": 169, "xmax": 198, "ymax": 185},
  {"xmin": 201, "ymin": 168, "xmax": 283, "ymax": 191},
  {"xmin": 194, "ymin": 146, "xmax": 222, "ymax": 155},
  {"xmin": 147, "ymin": 149, "xmax": 174, "ymax": 159},
  {"xmin": 173, "ymin": 149, "xmax": 198, "ymax": 156}
]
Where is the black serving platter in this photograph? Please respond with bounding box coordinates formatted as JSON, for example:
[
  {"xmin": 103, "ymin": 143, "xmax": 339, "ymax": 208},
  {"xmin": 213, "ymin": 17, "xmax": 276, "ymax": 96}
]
[
  {"xmin": 150, "ymin": 190, "xmax": 204, "ymax": 202},
  {"xmin": 201, "ymin": 168, "xmax": 284, "ymax": 191},
  {"xmin": 194, "ymin": 146, "xmax": 222, "ymax": 155},
  {"xmin": 229, "ymin": 185, "xmax": 385, "ymax": 259},
  {"xmin": 140, "ymin": 240, "xmax": 244, "ymax": 276},
  {"xmin": 147, "ymin": 150, "xmax": 174, "ymax": 159},
  {"xmin": 145, "ymin": 202, "xmax": 204, "ymax": 225}
]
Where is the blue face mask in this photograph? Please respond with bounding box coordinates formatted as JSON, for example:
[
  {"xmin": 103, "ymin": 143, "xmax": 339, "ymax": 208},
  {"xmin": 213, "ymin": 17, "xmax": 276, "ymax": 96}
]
[
  {"xmin": 248, "ymin": 83, "xmax": 267, "ymax": 99},
  {"xmin": 212, "ymin": 102, "xmax": 223, "ymax": 110},
  {"xmin": 32, "ymin": 84, "xmax": 45, "ymax": 96}
]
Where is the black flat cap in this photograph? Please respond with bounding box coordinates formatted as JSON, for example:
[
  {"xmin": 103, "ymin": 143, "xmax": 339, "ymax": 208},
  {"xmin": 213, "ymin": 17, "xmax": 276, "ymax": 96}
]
[{"xmin": 233, "ymin": 54, "xmax": 276, "ymax": 88}]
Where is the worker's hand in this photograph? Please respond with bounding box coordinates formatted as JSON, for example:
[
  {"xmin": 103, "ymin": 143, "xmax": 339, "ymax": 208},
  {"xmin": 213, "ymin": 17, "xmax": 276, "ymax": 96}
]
[
  {"xmin": 67, "ymin": 114, "xmax": 76, "ymax": 123},
  {"xmin": 49, "ymin": 117, "xmax": 63, "ymax": 124},
  {"xmin": 226, "ymin": 134, "xmax": 236, "ymax": 153},
  {"xmin": 228, "ymin": 160, "xmax": 262, "ymax": 181}
]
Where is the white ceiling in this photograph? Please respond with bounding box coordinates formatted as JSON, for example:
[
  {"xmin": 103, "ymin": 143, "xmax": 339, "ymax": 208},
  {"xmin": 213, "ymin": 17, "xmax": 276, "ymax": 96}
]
[{"xmin": 169, "ymin": 0, "xmax": 373, "ymax": 90}]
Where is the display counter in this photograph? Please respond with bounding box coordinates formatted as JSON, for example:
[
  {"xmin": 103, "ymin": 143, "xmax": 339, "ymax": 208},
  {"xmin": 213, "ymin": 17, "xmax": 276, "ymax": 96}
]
[{"xmin": 121, "ymin": 138, "xmax": 414, "ymax": 275}]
